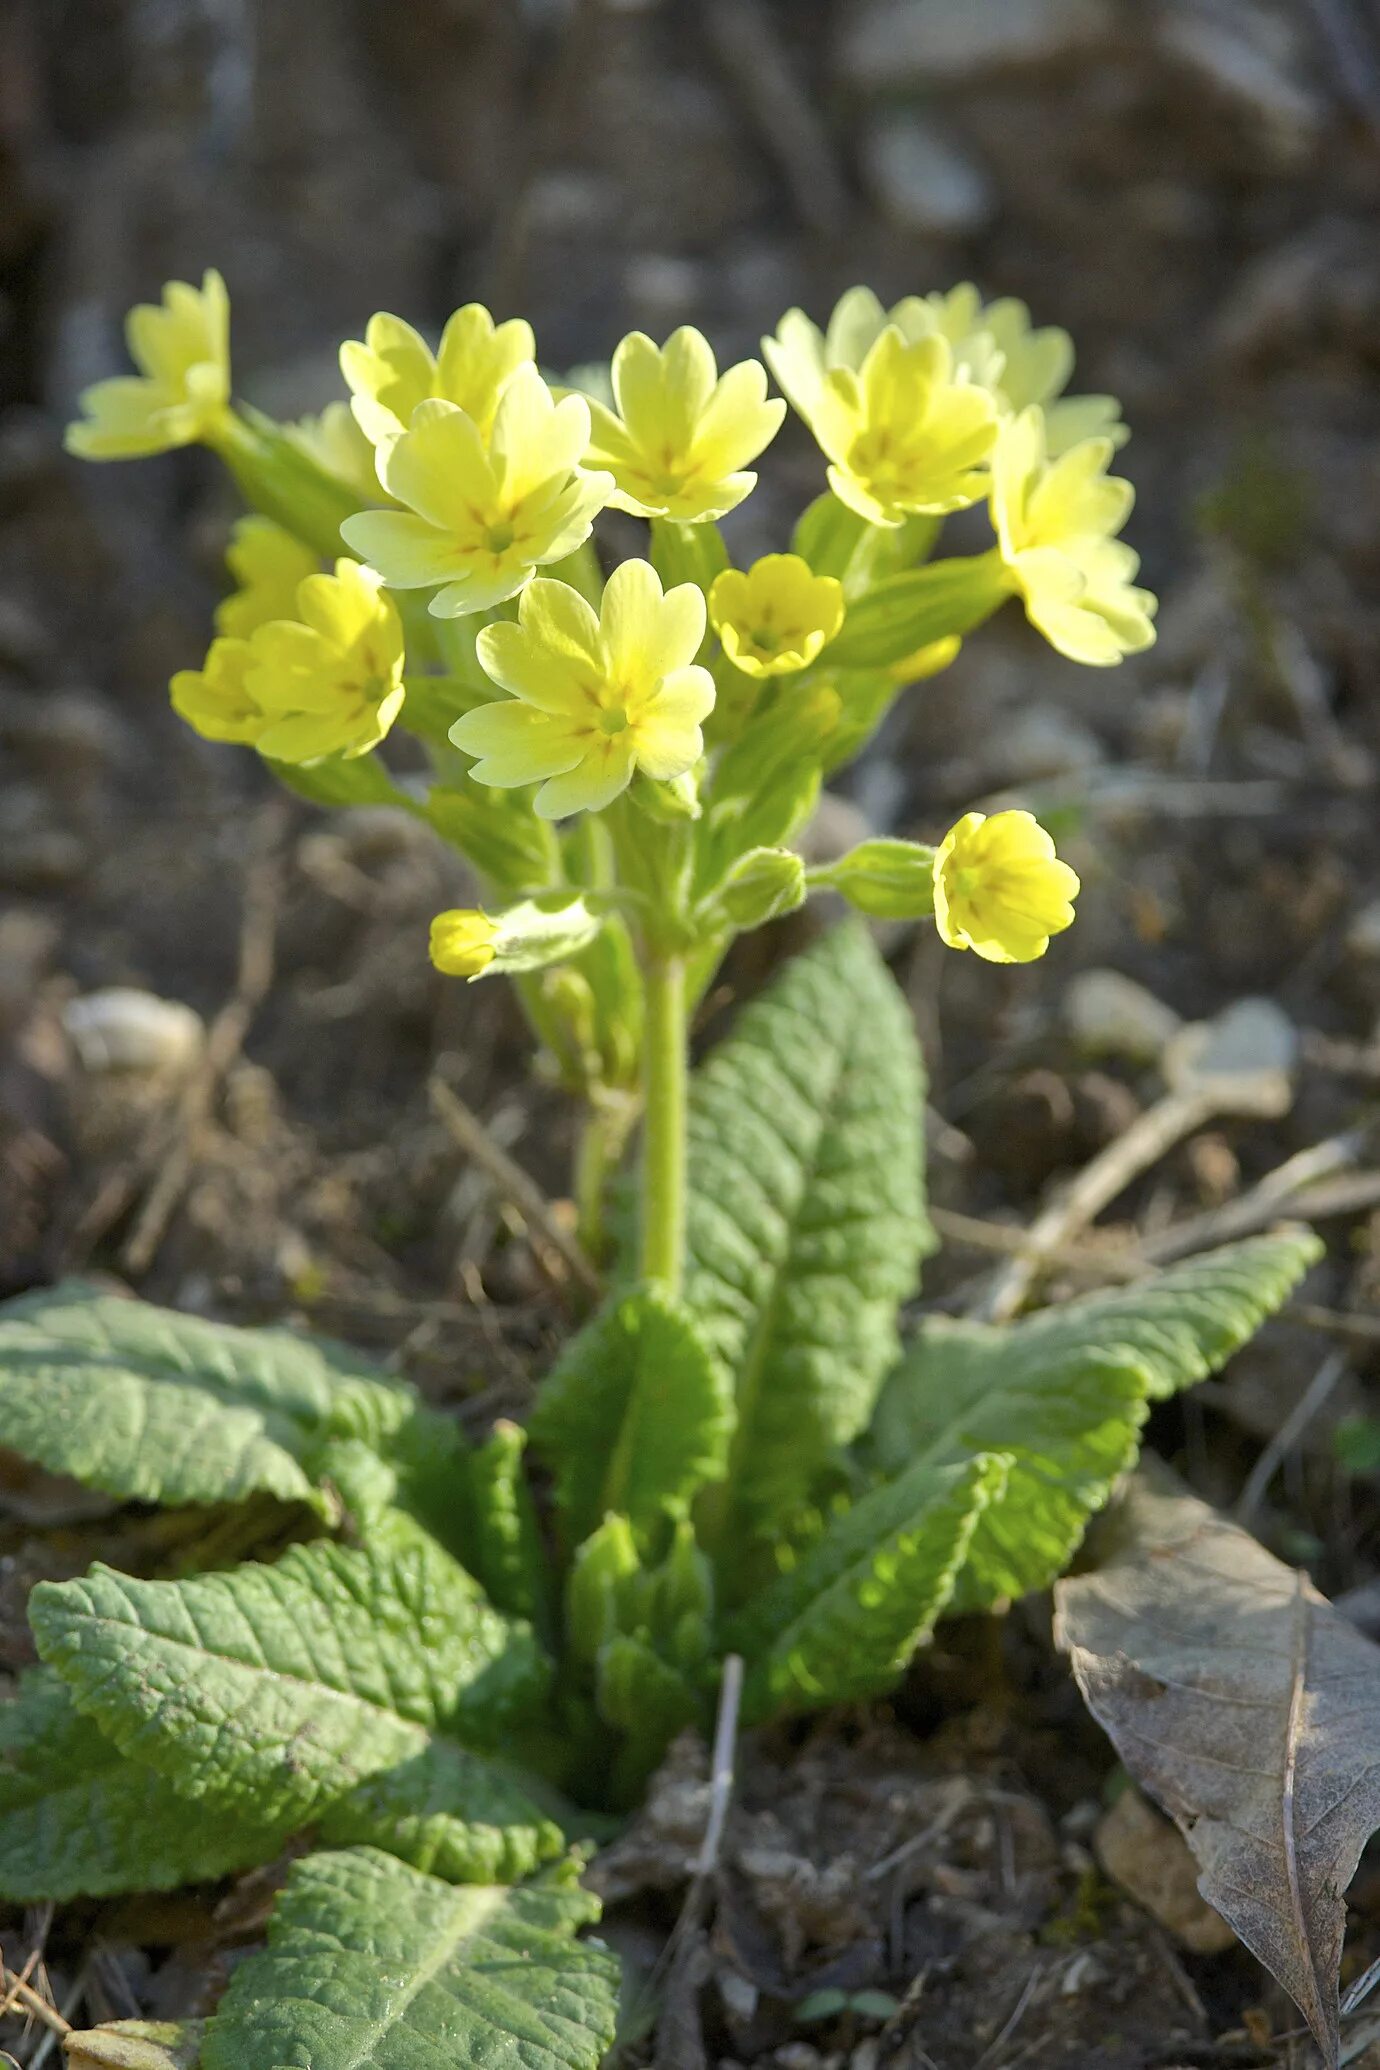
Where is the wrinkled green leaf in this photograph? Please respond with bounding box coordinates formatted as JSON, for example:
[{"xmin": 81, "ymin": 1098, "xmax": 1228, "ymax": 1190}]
[
  {"xmin": 0, "ymin": 1669, "xmax": 290, "ymax": 1901},
  {"xmin": 462, "ymin": 1420, "xmax": 551, "ymax": 1630},
  {"xmin": 31, "ymin": 1538, "xmax": 549, "ymax": 1826},
  {"xmin": 201, "ymin": 1848, "xmax": 619, "ymax": 2070},
  {"xmin": 685, "ymin": 924, "xmax": 931, "ymax": 1543},
  {"xmin": 320, "ymin": 1739, "xmax": 566, "ymax": 1885},
  {"xmin": 870, "ymin": 1231, "xmax": 1321, "ymax": 1608},
  {"xmin": 530, "ymin": 1290, "xmax": 733, "ymax": 1550},
  {"xmin": 0, "ymin": 1283, "xmax": 415, "ymax": 1514},
  {"xmin": 730, "ymin": 1454, "xmax": 1007, "ymax": 1722}
]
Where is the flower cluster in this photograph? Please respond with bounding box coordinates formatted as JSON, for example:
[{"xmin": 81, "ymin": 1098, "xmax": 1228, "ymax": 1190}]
[{"xmin": 68, "ymin": 270, "xmax": 1156, "ymax": 992}]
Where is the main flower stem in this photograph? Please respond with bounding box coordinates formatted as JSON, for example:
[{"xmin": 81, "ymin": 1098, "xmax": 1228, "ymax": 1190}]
[{"xmin": 639, "ymin": 949, "xmax": 687, "ymax": 1297}]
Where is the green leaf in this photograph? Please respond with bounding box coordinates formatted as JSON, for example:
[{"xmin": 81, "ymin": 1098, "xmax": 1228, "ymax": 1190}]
[
  {"xmin": 529, "ymin": 1290, "xmax": 734, "ymax": 1550},
  {"xmin": 0, "ymin": 1283, "xmax": 417, "ymax": 1514},
  {"xmin": 0, "ymin": 1669, "xmax": 291, "ymax": 1901},
  {"xmin": 729, "ymin": 1454, "xmax": 1007, "ymax": 1723},
  {"xmin": 463, "ymin": 1421, "xmax": 552, "ymax": 1632},
  {"xmin": 685, "ymin": 924, "xmax": 931, "ymax": 1542},
  {"xmin": 595, "ymin": 1635, "xmax": 700, "ymax": 1800},
  {"xmin": 201, "ymin": 1847, "xmax": 619, "ymax": 2070},
  {"xmin": 320, "ymin": 1739, "xmax": 566, "ymax": 1885},
  {"xmin": 869, "ymin": 1231, "xmax": 1322, "ymax": 1609},
  {"xmin": 31, "ymin": 1537, "xmax": 550, "ymax": 1826},
  {"xmin": 269, "ymin": 753, "xmax": 416, "ymax": 811},
  {"xmin": 825, "ymin": 552, "xmax": 1010, "ymax": 670}
]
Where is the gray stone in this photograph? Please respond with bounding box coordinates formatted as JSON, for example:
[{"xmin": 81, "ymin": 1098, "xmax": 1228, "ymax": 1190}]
[
  {"xmin": 841, "ymin": 0, "xmax": 1114, "ymax": 94},
  {"xmin": 859, "ymin": 109, "xmax": 995, "ymax": 237},
  {"xmin": 984, "ymin": 706, "xmax": 1105, "ymax": 786},
  {"xmin": 63, "ymin": 989, "xmax": 205, "ymax": 1075},
  {"xmin": 1064, "ymin": 969, "xmax": 1183, "ymax": 1063},
  {"xmin": 1163, "ymin": 998, "xmax": 1298, "ymax": 1116}
]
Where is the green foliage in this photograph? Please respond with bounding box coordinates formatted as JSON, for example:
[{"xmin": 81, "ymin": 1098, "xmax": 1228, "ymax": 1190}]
[
  {"xmin": 201, "ymin": 1848, "xmax": 619, "ymax": 2070},
  {"xmin": 318, "ymin": 1740, "xmax": 566, "ymax": 1885},
  {"xmin": 30, "ymin": 1538, "xmax": 550, "ymax": 1825},
  {"xmin": 529, "ymin": 1289, "xmax": 733, "ymax": 1551},
  {"xmin": 0, "ymin": 1282, "xmax": 419, "ymax": 1515},
  {"xmin": 682, "ymin": 923, "xmax": 931, "ymax": 1544},
  {"xmin": 730, "ymin": 1455, "xmax": 1006, "ymax": 1723},
  {"xmin": 0, "ymin": 1669, "xmax": 291, "ymax": 1901},
  {"xmin": 870, "ymin": 1231, "xmax": 1321, "ymax": 1608}
]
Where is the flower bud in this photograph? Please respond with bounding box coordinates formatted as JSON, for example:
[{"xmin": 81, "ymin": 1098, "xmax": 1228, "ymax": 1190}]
[
  {"xmin": 814, "ymin": 839, "xmax": 937, "ymax": 920},
  {"xmin": 713, "ymin": 847, "xmax": 806, "ymax": 930},
  {"xmin": 429, "ymin": 894, "xmax": 603, "ymax": 982}
]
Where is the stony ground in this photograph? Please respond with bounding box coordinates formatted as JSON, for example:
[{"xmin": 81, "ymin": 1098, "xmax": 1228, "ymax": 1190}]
[{"xmin": 2, "ymin": 2, "xmax": 1380, "ymax": 2065}]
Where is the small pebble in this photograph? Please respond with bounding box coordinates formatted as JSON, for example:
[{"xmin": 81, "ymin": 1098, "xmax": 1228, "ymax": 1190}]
[
  {"xmin": 1063, "ymin": 968, "xmax": 1182, "ymax": 1063},
  {"xmin": 63, "ymin": 988, "xmax": 205, "ymax": 1074}
]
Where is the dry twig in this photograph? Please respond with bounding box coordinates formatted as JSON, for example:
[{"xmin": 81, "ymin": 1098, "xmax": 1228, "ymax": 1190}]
[{"xmin": 429, "ymin": 1075, "xmax": 601, "ymax": 1299}]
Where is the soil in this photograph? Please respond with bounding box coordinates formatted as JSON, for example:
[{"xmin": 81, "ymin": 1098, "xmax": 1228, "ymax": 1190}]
[{"xmin": 2, "ymin": 2, "xmax": 1380, "ymax": 2065}]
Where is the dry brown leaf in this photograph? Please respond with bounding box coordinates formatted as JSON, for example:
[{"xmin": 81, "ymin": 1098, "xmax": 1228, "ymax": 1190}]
[{"xmin": 1054, "ymin": 1462, "xmax": 1380, "ymax": 2068}]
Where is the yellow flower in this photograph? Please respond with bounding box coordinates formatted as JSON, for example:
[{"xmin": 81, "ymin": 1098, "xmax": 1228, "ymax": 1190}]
[
  {"xmin": 430, "ymin": 910, "xmax": 498, "ymax": 978},
  {"xmin": 451, "ymin": 560, "xmax": 714, "ymax": 819},
  {"xmin": 584, "ymin": 328, "xmax": 785, "ymax": 523},
  {"xmin": 214, "ymin": 517, "xmax": 319, "ymax": 639},
  {"xmin": 991, "ymin": 408, "xmax": 1157, "ymax": 666},
  {"xmin": 65, "ymin": 270, "xmax": 231, "ymax": 460},
  {"xmin": 708, "ymin": 555, "xmax": 844, "ymax": 678},
  {"xmin": 767, "ymin": 285, "xmax": 1123, "ymax": 459},
  {"xmin": 244, "ymin": 558, "xmax": 406, "ymax": 762},
  {"xmin": 170, "ymin": 636, "xmax": 266, "ymax": 746},
  {"xmin": 933, "ymin": 810, "xmax": 1080, "ymax": 964},
  {"xmin": 430, "ymin": 895, "xmax": 602, "ymax": 978},
  {"xmin": 341, "ymin": 371, "xmax": 612, "ymax": 619},
  {"xmin": 288, "ymin": 401, "xmax": 389, "ymax": 502},
  {"xmin": 810, "ymin": 328, "xmax": 998, "ymax": 527},
  {"xmin": 340, "ymin": 305, "xmax": 535, "ymax": 447}
]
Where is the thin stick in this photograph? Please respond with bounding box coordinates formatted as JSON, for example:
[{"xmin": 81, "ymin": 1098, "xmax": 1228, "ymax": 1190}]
[
  {"xmin": 976, "ymin": 1087, "xmax": 1219, "ymax": 1321},
  {"xmin": 429, "ymin": 1076, "xmax": 601, "ymax": 1299},
  {"xmin": 695, "ymin": 1653, "xmax": 744, "ymax": 1880},
  {"xmin": 0, "ymin": 1968, "xmax": 69, "ymax": 2037},
  {"xmin": 1235, "ymin": 1351, "xmax": 1349, "ymax": 1525},
  {"xmin": 120, "ymin": 803, "xmax": 286, "ymax": 1274}
]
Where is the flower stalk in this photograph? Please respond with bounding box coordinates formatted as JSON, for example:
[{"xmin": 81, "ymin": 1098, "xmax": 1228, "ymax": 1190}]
[{"xmin": 638, "ymin": 949, "xmax": 688, "ymax": 1296}]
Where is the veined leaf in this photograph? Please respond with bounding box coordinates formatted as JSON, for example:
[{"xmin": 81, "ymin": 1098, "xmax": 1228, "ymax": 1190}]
[
  {"xmin": 31, "ymin": 1538, "xmax": 549, "ymax": 1826},
  {"xmin": 1056, "ymin": 1465, "xmax": 1380, "ymax": 2070},
  {"xmin": 0, "ymin": 1282, "xmax": 417, "ymax": 1514},
  {"xmin": 320, "ymin": 1739, "xmax": 566, "ymax": 1885},
  {"xmin": 529, "ymin": 1290, "xmax": 733, "ymax": 1550},
  {"xmin": 730, "ymin": 1454, "xmax": 1007, "ymax": 1723},
  {"xmin": 685, "ymin": 924, "xmax": 930, "ymax": 1541},
  {"xmin": 869, "ymin": 1231, "xmax": 1320, "ymax": 1609},
  {"xmin": 201, "ymin": 1847, "xmax": 619, "ymax": 2070},
  {"xmin": 0, "ymin": 1669, "xmax": 291, "ymax": 1901}
]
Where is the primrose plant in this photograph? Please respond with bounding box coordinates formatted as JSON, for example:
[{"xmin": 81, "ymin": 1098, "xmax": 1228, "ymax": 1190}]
[{"xmin": 0, "ymin": 277, "xmax": 1320, "ymax": 2070}]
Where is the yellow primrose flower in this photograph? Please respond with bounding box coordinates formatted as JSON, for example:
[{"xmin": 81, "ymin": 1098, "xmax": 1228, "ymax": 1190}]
[
  {"xmin": 991, "ymin": 408, "xmax": 1157, "ymax": 666},
  {"xmin": 933, "ymin": 810, "xmax": 1080, "ymax": 964},
  {"xmin": 709, "ymin": 554, "xmax": 844, "ymax": 678},
  {"xmin": 584, "ymin": 327, "xmax": 785, "ymax": 523},
  {"xmin": 340, "ymin": 305, "xmax": 535, "ymax": 447},
  {"xmin": 288, "ymin": 400, "xmax": 389, "ymax": 502},
  {"xmin": 244, "ymin": 558, "xmax": 406, "ymax": 762},
  {"xmin": 170, "ymin": 636, "xmax": 266, "ymax": 746},
  {"xmin": 765, "ymin": 284, "xmax": 1122, "ymax": 457},
  {"xmin": 341, "ymin": 370, "xmax": 612, "ymax": 619},
  {"xmin": 214, "ymin": 517, "xmax": 320, "ymax": 639},
  {"xmin": 430, "ymin": 910, "xmax": 498, "ymax": 979},
  {"xmin": 451, "ymin": 560, "xmax": 714, "ymax": 819},
  {"xmin": 66, "ymin": 270, "xmax": 231, "ymax": 460},
  {"xmin": 810, "ymin": 329, "xmax": 998, "ymax": 527}
]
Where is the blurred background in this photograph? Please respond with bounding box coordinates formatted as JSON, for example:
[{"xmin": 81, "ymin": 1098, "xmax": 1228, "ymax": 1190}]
[{"xmin": 2, "ymin": 0, "xmax": 1379, "ymax": 1417}]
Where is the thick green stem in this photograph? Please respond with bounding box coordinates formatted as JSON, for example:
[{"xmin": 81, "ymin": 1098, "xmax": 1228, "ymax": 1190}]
[{"xmin": 639, "ymin": 951, "xmax": 688, "ymax": 1296}]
